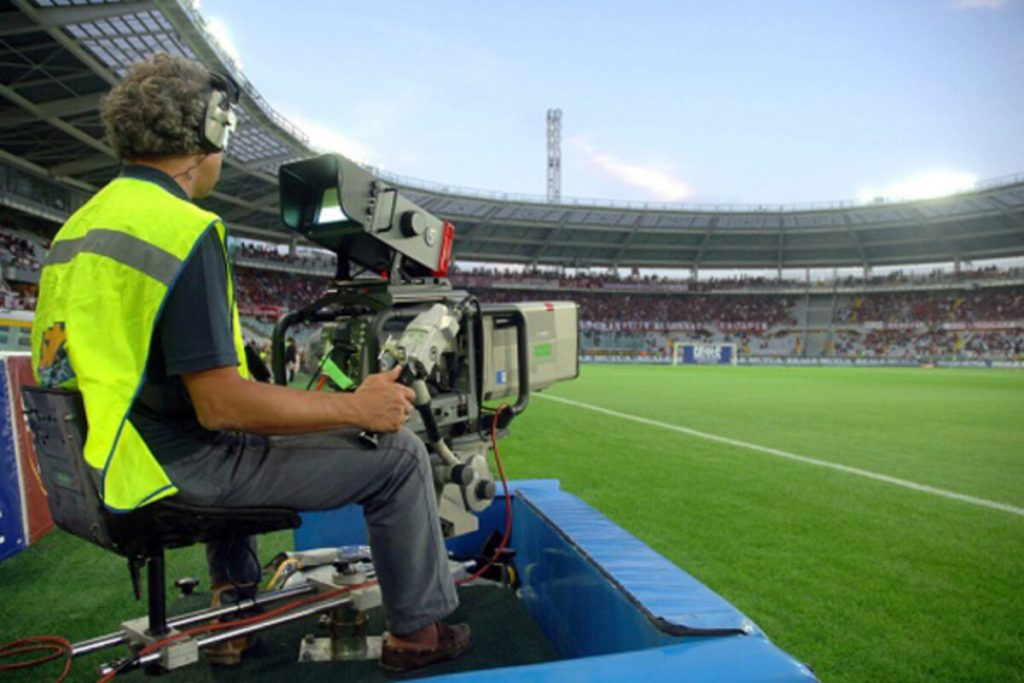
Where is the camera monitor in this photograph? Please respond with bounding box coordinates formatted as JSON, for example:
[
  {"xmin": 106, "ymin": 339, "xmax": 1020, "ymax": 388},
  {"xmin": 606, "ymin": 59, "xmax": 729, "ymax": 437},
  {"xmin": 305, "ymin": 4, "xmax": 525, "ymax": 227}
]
[{"xmin": 279, "ymin": 154, "xmax": 453, "ymax": 278}]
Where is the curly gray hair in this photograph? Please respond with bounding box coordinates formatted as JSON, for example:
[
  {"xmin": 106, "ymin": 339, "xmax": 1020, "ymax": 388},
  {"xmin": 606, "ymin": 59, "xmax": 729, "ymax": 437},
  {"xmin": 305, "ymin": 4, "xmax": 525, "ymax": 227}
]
[{"xmin": 101, "ymin": 53, "xmax": 212, "ymax": 160}]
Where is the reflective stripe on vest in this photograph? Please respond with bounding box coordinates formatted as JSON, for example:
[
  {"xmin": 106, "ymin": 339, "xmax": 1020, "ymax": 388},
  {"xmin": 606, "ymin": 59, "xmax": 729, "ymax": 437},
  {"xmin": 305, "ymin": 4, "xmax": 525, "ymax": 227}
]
[
  {"xmin": 31, "ymin": 176, "xmax": 249, "ymax": 511},
  {"xmin": 45, "ymin": 229, "xmax": 182, "ymax": 286}
]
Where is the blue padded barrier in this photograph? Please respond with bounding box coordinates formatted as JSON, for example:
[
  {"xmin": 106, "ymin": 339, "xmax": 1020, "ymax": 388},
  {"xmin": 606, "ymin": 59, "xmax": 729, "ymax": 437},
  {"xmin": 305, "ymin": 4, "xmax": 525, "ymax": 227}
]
[
  {"xmin": 295, "ymin": 479, "xmax": 816, "ymax": 682},
  {"xmin": 293, "ymin": 501, "xmax": 367, "ymax": 549},
  {"xmin": 513, "ymin": 480, "xmax": 756, "ymax": 646},
  {"xmin": 431, "ymin": 636, "xmax": 816, "ymax": 683}
]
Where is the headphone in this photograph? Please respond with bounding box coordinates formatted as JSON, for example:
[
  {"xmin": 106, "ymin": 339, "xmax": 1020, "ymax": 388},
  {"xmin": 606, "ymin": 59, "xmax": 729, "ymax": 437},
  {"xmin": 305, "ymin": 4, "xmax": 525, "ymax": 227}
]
[{"xmin": 199, "ymin": 71, "xmax": 240, "ymax": 153}]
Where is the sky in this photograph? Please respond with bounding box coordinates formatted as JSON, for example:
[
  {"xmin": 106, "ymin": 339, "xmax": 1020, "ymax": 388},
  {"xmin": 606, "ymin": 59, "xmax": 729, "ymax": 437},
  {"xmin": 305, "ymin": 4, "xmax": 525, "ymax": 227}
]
[{"xmin": 196, "ymin": 0, "xmax": 1024, "ymax": 207}]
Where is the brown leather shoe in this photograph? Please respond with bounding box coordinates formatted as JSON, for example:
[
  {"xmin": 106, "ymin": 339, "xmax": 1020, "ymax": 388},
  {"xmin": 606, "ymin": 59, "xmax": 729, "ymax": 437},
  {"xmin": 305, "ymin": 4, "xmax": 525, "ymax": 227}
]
[
  {"xmin": 204, "ymin": 635, "xmax": 253, "ymax": 666},
  {"xmin": 380, "ymin": 622, "xmax": 473, "ymax": 675},
  {"xmin": 204, "ymin": 585, "xmax": 259, "ymax": 666}
]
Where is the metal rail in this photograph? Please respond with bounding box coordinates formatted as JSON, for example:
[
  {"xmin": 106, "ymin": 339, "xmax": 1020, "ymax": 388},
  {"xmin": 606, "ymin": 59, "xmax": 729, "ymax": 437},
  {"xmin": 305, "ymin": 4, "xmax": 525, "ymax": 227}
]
[
  {"xmin": 95, "ymin": 591, "xmax": 352, "ymax": 677},
  {"xmin": 71, "ymin": 584, "xmax": 316, "ymax": 658}
]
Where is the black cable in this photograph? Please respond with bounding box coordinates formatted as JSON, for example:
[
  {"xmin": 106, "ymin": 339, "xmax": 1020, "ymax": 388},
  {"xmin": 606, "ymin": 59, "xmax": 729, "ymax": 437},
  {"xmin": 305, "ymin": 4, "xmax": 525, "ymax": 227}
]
[
  {"xmin": 305, "ymin": 351, "xmax": 330, "ymax": 390},
  {"xmin": 222, "ymin": 536, "xmax": 262, "ymax": 603}
]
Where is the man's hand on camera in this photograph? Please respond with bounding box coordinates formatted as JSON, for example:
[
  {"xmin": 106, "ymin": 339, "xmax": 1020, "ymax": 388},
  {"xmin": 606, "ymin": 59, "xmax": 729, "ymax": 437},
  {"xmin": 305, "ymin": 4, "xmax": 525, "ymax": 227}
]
[{"xmin": 352, "ymin": 365, "xmax": 416, "ymax": 432}]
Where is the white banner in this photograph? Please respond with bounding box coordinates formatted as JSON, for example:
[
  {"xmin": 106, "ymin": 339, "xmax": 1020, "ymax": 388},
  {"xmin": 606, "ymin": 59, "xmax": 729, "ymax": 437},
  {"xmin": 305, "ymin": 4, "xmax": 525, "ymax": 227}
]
[{"xmin": 581, "ymin": 320, "xmax": 768, "ymax": 332}]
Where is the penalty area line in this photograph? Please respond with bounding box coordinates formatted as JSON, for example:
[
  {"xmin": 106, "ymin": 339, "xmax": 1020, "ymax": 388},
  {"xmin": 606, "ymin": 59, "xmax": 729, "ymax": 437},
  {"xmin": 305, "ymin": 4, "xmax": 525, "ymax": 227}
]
[{"xmin": 537, "ymin": 393, "xmax": 1024, "ymax": 519}]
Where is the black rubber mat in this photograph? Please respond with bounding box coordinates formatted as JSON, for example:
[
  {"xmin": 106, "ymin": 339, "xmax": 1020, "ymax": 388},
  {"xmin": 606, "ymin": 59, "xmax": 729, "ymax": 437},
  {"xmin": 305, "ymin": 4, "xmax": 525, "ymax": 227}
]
[{"xmin": 104, "ymin": 583, "xmax": 559, "ymax": 682}]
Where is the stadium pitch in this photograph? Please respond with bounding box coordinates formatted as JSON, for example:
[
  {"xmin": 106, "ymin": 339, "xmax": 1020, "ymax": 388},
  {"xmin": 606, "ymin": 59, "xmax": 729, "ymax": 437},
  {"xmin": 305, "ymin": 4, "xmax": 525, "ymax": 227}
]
[
  {"xmin": 501, "ymin": 365, "xmax": 1024, "ymax": 683},
  {"xmin": 1, "ymin": 365, "xmax": 1020, "ymax": 682}
]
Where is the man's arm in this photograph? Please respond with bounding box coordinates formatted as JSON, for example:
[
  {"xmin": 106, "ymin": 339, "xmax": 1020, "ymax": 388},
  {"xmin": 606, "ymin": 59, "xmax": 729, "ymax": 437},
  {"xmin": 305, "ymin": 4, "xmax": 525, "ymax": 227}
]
[
  {"xmin": 183, "ymin": 364, "xmax": 415, "ymax": 435},
  {"xmin": 158, "ymin": 230, "xmax": 416, "ymax": 435}
]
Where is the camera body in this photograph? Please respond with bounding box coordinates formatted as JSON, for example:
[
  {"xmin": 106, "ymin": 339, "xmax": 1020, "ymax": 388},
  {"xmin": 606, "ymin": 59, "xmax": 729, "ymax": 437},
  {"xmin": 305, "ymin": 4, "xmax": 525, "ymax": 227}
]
[{"xmin": 273, "ymin": 155, "xmax": 578, "ymax": 537}]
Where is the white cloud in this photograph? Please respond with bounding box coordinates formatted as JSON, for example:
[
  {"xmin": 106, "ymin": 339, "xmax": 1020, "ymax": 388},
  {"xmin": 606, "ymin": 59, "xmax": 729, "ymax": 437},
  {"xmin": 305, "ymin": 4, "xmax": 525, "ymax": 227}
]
[
  {"xmin": 857, "ymin": 169, "xmax": 978, "ymax": 202},
  {"xmin": 950, "ymin": 0, "xmax": 1010, "ymax": 9},
  {"xmin": 280, "ymin": 110, "xmax": 379, "ymax": 165},
  {"xmin": 573, "ymin": 137, "xmax": 694, "ymax": 202},
  {"xmin": 205, "ymin": 18, "xmax": 243, "ymax": 68}
]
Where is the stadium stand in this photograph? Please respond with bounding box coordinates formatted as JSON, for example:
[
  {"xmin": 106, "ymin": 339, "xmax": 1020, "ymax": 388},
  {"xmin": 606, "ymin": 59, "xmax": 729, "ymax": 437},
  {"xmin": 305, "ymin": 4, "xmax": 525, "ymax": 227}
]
[
  {"xmin": 230, "ymin": 241, "xmax": 336, "ymax": 272},
  {"xmin": 445, "ymin": 266, "xmax": 1023, "ymax": 363},
  {"xmin": 233, "ymin": 266, "xmax": 330, "ymax": 317},
  {"xmin": 450, "ymin": 264, "xmax": 1024, "ymax": 292},
  {"xmin": 0, "ymin": 222, "xmax": 1021, "ymax": 363},
  {"xmin": 0, "ymin": 0, "xmax": 1021, "ymax": 371}
]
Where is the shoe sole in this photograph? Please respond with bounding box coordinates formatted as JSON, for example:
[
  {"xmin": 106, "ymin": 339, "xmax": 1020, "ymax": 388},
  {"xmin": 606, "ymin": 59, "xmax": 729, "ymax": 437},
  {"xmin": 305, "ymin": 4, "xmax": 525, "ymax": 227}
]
[{"xmin": 379, "ymin": 638, "xmax": 474, "ymax": 677}]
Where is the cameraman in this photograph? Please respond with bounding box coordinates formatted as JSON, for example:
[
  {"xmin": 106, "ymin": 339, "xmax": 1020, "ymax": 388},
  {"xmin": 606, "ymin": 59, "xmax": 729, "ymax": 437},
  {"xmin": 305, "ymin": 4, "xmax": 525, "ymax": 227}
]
[{"xmin": 31, "ymin": 53, "xmax": 470, "ymax": 674}]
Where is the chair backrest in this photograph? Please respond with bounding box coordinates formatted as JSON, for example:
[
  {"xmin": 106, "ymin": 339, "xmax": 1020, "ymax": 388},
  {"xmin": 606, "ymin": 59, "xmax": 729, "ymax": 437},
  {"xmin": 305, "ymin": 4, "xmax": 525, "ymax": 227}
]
[
  {"xmin": 20, "ymin": 386, "xmax": 117, "ymax": 552},
  {"xmin": 21, "ymin": 386, "xmax": 302, "ymax": 560}
]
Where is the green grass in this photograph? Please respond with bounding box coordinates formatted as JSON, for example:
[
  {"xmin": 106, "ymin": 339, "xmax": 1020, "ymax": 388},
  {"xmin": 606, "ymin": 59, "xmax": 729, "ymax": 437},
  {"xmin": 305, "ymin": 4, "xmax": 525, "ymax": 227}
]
[
  {"xmin": 498, "ymin": 365, "xmax": 1024, "ymax": 683},
  {"xmin": 0, "ymin": 529, "xmax": 293, "ymax": 682},
  {"xmin": 1, "ymin": 366, "xmax": 1022, "ymax": 682}
]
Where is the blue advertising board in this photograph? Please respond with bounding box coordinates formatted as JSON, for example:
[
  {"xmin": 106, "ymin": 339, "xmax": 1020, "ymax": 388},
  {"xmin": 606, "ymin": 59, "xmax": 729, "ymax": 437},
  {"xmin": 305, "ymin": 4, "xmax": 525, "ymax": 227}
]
[{"xmin": 0, "ymin": 360, "xmax": 26, "ymax": 562}]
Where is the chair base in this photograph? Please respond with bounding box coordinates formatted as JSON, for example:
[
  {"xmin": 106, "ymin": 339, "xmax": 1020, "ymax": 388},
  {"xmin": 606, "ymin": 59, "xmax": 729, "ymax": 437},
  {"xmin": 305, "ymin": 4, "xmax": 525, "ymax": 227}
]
[{"xmin": 120, "ymin": 618, "xmax": 198, "ymax": 672}]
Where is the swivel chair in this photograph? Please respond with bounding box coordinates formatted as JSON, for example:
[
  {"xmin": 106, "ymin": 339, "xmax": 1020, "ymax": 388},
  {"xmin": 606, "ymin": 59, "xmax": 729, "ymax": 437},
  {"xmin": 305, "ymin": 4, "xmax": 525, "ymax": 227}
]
[{"xmin": 21, "ymin": 386, "xmax": 306, "ymax": 674}]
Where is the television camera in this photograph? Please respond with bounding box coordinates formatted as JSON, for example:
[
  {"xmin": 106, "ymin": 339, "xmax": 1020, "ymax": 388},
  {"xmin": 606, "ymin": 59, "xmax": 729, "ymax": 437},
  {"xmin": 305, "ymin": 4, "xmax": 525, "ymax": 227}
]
[
  {"xmin": 13, "ymin": 155, "xmax": 579, "ymax": 677},
  {"xmin": 272, "ymin": 154, "xmax": 579, "ymax": 537}
]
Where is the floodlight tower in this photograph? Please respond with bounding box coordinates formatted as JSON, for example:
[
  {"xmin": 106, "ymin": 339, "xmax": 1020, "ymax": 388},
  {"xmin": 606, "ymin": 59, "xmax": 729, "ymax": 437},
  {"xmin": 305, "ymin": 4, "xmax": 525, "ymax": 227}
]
[{"xmin": 547, "ymin": 108, "xmax": 562, "ymax": 203}]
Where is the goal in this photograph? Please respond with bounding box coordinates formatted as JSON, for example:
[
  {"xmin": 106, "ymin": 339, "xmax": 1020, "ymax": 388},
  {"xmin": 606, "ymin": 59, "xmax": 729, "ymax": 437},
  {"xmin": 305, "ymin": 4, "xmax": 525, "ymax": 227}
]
[{"xmin": 672, "ymin": 341, "xmax": 738, "ymax": 366}]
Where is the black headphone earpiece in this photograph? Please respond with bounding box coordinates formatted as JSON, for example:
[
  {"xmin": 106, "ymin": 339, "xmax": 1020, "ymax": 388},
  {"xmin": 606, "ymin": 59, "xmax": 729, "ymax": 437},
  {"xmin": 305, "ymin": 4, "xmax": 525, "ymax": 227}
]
[{"xmin": 199, "ymin": 71, "xmax": 240, "ymax": 153}]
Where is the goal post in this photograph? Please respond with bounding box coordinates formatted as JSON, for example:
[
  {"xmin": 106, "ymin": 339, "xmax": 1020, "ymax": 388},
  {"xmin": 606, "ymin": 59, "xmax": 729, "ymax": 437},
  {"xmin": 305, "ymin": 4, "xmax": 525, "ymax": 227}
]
[{"xmin": 672, "ymin": 341, "xmax": 739, "ymax": 366}]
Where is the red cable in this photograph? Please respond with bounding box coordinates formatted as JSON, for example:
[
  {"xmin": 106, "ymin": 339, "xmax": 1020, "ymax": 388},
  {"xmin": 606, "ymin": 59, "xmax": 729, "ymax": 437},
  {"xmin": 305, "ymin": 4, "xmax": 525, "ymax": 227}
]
[
  {"xmin": 457, "ymin": 405, "xmax": 513, "ymax": 585},
  {"xmin": 95, "ymin": 580, "xmax": 376, "ymax": 682},
  {"xmin": 0, "ymin": 636, "xmax": 72, "ymax": 682}
]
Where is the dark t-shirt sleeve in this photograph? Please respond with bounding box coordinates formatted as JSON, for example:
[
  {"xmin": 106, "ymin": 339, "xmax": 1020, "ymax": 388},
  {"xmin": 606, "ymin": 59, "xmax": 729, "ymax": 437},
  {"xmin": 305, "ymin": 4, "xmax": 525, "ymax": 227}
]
[
  {"xmin": 159, "ymin": 228, "xmax": 238, "ymax": 376},
  {"xmin": 130, "ymin": 227, "xmax": 240, "ymax": 465}
]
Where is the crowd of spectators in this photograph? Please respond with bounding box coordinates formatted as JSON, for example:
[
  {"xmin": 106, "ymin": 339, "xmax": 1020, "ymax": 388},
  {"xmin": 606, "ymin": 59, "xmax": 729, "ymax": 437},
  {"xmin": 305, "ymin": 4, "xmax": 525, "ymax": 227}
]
[
  {"xmin": 470, "ymin": 288, "xmax": 797, "ymax": 330},
  {"xmin": 229, "ymin": 242, "xmax": 334, "ymax": 271},
  {"xmin": 961, "ymin": 330, "xmax": 1024, "ymax": 357},
  {"xmin": 833, "ymin": 328, "xmax": 1022, "ymax": 359},
  {"xmin": 452, "ymin": 266, "xmax": 791, "ymax": 291},
  {"xmin": 833, "ymin": 330, "xmax": 953, "ymax": 358},
  {"xmin": 832, "ymin": 265, "xmax": 1024, "ymax": 288},
  {"xmin": 837, "ymin": 288, "xmax": 1024, "ymax": 324},
  {"xmin": 0, "ymin": 222, "xmax": 1019, "ymax": 360},
  {"xmin": 451, "ymin": 263, "xmax": 1024, "ymax": 293},
  {"xmin": 233, "ymin": 266, "xmax": 330, "ymax": 315},
  {"xmin": 1, "ymin": 285, "xmax": 36, "ymax": 311},
  {"xmin": 0, "ymin": 227, "xmax": 43, "ymax": 270}
]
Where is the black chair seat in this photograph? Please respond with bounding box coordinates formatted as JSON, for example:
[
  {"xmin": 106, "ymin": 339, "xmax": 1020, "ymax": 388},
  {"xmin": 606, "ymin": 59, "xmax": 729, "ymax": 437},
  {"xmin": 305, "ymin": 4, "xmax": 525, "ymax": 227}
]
[{"xmin": 111, "ymin": 500, "xmax": 301, "ymax": 557}]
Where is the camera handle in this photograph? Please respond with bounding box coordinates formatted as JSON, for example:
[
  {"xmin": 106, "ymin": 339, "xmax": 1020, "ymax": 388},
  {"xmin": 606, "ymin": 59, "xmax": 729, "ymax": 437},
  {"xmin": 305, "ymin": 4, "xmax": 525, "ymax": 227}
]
[{"xmin": 485, "ymin": 307, "xmax": 531, "ymax": 430}]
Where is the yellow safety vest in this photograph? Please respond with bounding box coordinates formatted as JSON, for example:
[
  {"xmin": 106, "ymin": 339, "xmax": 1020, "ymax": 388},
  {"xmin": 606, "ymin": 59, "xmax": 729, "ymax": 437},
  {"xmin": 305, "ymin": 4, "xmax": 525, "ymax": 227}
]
[{"xmin": 32, "ymin": 176, "xmax": 249, "ymax": 511}]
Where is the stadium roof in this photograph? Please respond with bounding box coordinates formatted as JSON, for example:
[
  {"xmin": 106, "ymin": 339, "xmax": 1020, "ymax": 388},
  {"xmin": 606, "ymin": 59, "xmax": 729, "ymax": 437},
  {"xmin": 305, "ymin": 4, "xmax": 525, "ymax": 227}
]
[{"xmin": 2, "ymin": 0, "xmax": 1024, "ymax": 270}]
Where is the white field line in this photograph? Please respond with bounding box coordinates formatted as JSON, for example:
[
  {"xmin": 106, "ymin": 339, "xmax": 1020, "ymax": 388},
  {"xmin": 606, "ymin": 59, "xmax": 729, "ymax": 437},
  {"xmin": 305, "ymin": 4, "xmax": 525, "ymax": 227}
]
[{"xmin": 537, "ymin": 393, "xmax": 1024, "ymax": 518}]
